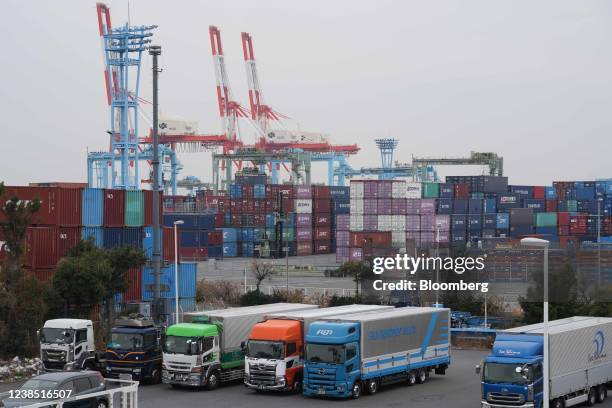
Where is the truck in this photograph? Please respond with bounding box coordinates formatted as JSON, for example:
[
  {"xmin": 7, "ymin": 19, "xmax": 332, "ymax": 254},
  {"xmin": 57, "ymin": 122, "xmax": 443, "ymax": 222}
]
[
  {"xmin": 477, "ymin": 316, "xmax": 612, "ymax": 408},
  {"xmin": 105, "ymin": 316, "xmax": 163, "ymax": 383},
  {"xmin": 39, "ymin": 319, "xmax": 101, "ymax": 372},
  {"xmin": 303, "ymin": 307, "xmax": 451, "ymax": 399},
  {"xmin": 161, "ymin": 303, "xmax": 317, "ymax": 388},
  {"xmin": 244, "ymin": 304, "xmax": 394, "ymax": 393}
]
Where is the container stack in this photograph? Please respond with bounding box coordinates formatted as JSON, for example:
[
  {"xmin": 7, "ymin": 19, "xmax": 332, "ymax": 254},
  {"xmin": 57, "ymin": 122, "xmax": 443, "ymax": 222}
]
[
  {"xmin": 295, "ymin": 185, "xmax": 313, "ymax": 255},
  {"xmin": 141, "ymin": 262, "xmax": 198, "ymax": 312},
  {"xmin": 163, "ymin": 213, "xmax": 222, "ymax": 261}
]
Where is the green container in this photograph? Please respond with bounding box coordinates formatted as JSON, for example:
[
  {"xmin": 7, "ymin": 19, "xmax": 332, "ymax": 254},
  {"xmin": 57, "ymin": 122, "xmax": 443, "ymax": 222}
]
[
  {"xmin": 567, "ymin": 200, "xmax": 578, "ymax": 212},
  {"xmin": 535, "ymin": 212, "xmax": 557, "ymax": 228},
  {"xmin": 265, "ymin": 227, "xmax": 295, "ymax": 241},
  {"xmin": 125, "ymin": 190, "xmax": 144, "ymax": 226},
  {"xmin": 421, "ymin": 182, "xmax": 440, "ymax": 198}
]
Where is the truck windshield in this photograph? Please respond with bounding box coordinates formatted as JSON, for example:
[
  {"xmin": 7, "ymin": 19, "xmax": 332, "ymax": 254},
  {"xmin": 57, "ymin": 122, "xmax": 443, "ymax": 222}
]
[
  {"xmin": 109, "ymin": 333, "xmax": 144, "ymax": 351},
  {"xmin": 40, "ymin": 328, "xmax": 74, "ymax": 345},
  {"xmin": 247, "ymin": 340, "xmax": 284, "ymax": 359},
  {"xmin": 306, "ymin": 343, "xmax": 345, "ymax": 364},
  {"xmin": 484, "ymin": 362, "xmax": 533, "ymax": 384},
  {"xmin": 164, "ymin": 335, "xmax": 200, "ymax": 355}
]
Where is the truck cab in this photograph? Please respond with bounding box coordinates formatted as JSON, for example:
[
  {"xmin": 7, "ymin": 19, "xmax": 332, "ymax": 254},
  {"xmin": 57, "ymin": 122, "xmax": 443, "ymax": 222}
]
[
  {"xmin": 39, "ymin": 319, "xmax": 97, "ymax": 372},
  {"xmin": 477, "ymin": 333, "xmax": 544, "ymax": 408},
  {"xmin": 162, "ymin": 322, "xmax": 222, "ymax": 388},
  {"xmin": 303, "ymin": 321, "xmax": 361, "ymax": 398},
  {"xmin": 105, "ymin": 317, "xmax": 163, "ymax": 383}
]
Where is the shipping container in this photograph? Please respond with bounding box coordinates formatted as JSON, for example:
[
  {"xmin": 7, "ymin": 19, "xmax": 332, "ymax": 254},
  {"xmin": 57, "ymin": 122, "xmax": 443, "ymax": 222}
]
[
  {"xmin": 523, "ymin": 199, "xmax": 545, "ymax": 212},
  {"xmin": 437, "ymin": 199, "xmax": 453, "ymax": 214},
  {"xmin": 82, "ymin": 188, "xmax": 104, "ymax": 227},
  {"xmin": 296, "ymin": 241, "xmax": 313, "ymax": 256},
  {"xmin": 336, "ymin": 231, "xmax": 350, "ymax": 247},
  {"xmin": 533, "ymin": 186, "xmax": 545, "ymax": 200},
  {"xmin": 406, "ymin": 215, "xmax": 420, "ymax": 231},
  {"xmin": 435, "ymin": 214, "xmax": 451, "ymax": 231},
  {"xmin": 25, "ymin": 227, "xmax": 58, "ymax": 268},
  {"xmin": 57, "ymin": 227, "xmax": 81, "ymax": 260},
  {"xmin": 363, "ymin": 181, "xmax": 379, "ymax": 198},
  {"xmin": 314, "ymin": 240, "xmax": 331, "ymax": 254},
  {"xmin": 451, "ymin": 214, "xmax": 467, "ymax": 230},
  {"xmin": 509, "ymin": 185, "xmax": 534, "ymax": 198},
  {"xmin": 296, "ymin": 228, "xmax": 313, "ymax": 241},
  {"xmin": 1, "ymin": 186, "xmax": 82, "ymax": 226},
  {"xmin": 125, "ymin": 190, "xmax": 144, "ymax": 227},
  {"xmin": 420, "ymin": 199, "xmax": 436, "ymax": 215},
  {"xmin": 330, "ymin": 186, "xmax": 350, "ymax": 199},
  {"xmin": 332, "ymin": 200, "xmax": 350, "ymax": 214},
  {"xmin": 120, "ymin": 267, "xmax": 142, "ymax": 302},
  {"xmin": 376, "ymin": 198, "xmax": 392, "ymax": 215},
  {"xmin": 142, "ymin": 262, "xmax": 197, "ymax": 300},
  {"xmin": 335, "ymin": 214, "xmax": 350, "ymax": 231},
  {"xmin": 349, "ymin": 214, "xmax": 364, "ymax": 231},
  {"xmin": 223, "ymin": 242, "xmax": 238, "ymax": 257},
  {"xmin": 103, "ymin": 227, "xmax": 143, "ymax": 250},
  {"xmin": 81, "ymin": 227, "xmax": 103, "ymax": 248},
  {"xmin": 439, "ymin": 183, "xmax": 454, "ymax": 199},
  {"xmin": 377, "ymin": 215, "xmax": 393, "ymax": 231},
  {"xmin": 391, "ymin": 198, "xmax": 406, "ymax": 214},
  {"xmin": 468, "ymin": 214, "xmax": 482, "ymax": 231},
  {"xmin": 453, "ymin": 199, "xmax": 468, "ymax": 214},
  {"xmin": 483, "ymin": 198, "xmax": 496, "ymax": 214},
  {"xmin": 313, "ymin": 199, "xmax": 331, "ymax": 213},
  {"xmin": 454, "ymin": 183, "xmax": 470, "ymax": 199},
  {"xmin": 497, "ymin": 193, "xmax": 521, "ymax": 212},
  {"xmin": 535, "ymin": 212, "xmax": 557, "ymax": 228},
  {"xmin": 103, "ymin": 189, "xmax": 126, "ymax": 227},
  {"xmin": 468, "ymin": 198, "xmax": 483, "ymax": 214},
  {"xmin": 350, "ymin": 181, "xmax": 364, "ymax": 199},
  {"xmin": 421, "ymin": 182, "xmax": 439, "ymax": 198},
  {"xmin": 349, "ymin": 231, "xmax": 392, "ymax": 247},
  {"xmin": 510, "ymin": 208, "xmax": 534, "ymax": 226},
  {"xmin": 313, "ymin": 214, "xmax": 331, "ymax": 226},
  {"xmin": 294, "ymin": 186, "xmax": 312, "ymax": 199},
  {"xmin": 336, "ymin": 247, "xmax": 350, "ymax": 263},
  {"xmin": 391, "ymin": 181, "xmax": 406, "ymax": 198},
  {"xmin": 405, "ymin": 182, "xmax": 422, "ymax": 199},
  {"xmin": 350, "ymin": 199, "xmax": 364, "ymax": 215},
  {"xmin": 349, "ymin": 247, "xmax": 363, "ymax": 261},
  {"xmin": 295, "ymin": 199, "xmax": 313, "ymax": 214}
]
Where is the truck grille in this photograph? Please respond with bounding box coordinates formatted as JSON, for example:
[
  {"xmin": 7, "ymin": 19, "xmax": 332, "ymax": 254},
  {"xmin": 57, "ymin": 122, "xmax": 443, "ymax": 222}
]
[
  {"xmin": 305, "ymin": 367, "xmax": 337, "ymax": 386},
  {"xmin": 43, "ymin": 350, "xmax": 66, "ymax": 362},
  {"xmin": 248, "ymin": 363, "xmax": 276, "ymax": 385},
  {"xmin": 487, "ymin": 392, "xmax": 525, "ymax": 405},
  {"xmin": 166, "ymin": 361, "xmax": 191, "ymax": 372},
  {"xmin": 43, "ymin": 361, "xmax": 65, "ymax": 370}
]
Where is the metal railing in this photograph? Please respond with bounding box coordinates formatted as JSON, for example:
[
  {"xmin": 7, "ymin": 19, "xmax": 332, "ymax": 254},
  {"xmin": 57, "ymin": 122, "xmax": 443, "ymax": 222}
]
[{"xmin": 247, "ymin": 285, "xmax": 357, "ymax": 297}]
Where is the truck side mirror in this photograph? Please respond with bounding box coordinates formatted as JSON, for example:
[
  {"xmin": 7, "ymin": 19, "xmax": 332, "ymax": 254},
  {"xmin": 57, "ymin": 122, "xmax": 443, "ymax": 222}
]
[
  {"xmin": 36, "ymin": 330, "xmax": 41, "ymax": 340},
  {"xmin": 475, "ymin": 364, "xmax": 481, "ymax": 375},
  {"xmin": 190, "ymin": 342, "xmax": 198, "ymax": 355},
  {"xmin": 240, "ymin": 341, "xmax": 246, "ymax": 352}
]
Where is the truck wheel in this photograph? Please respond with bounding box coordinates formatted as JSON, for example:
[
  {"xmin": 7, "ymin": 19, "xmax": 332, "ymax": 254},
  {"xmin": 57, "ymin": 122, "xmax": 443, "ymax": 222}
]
[
  {"xmin": 293, "ymin": 377, "xmax": 303, "ymax": 394},
  {"xmin": 417, "ymin": 369, "xmax": 427, "ymax": 384},
  {"xmin": 551, "ymin": 398, "xmax": 564, "ymax": 408},
  {"xmin": 206, "ymin": 371, "xmax": 219, "ymax": 390},
  {"xmin": 351, "ymin": 381, "xmax": 362, "ymax": 399},
  {"xmin": 150, "ymin": 368, "xmax": 162, "ymax": 385},
  {"xmin": 366, "ymin": 380, "xmax": 378, "ymax": 395},
  {"xmin": 596, "ymin": 385, "xmax": 607, "ymax": 403},
  {"xmin": 407, "ymin": 371, "xmax": 417, "ymax": 386},
  {"xmin": 96, "ymin": 399, "xmax": 109, "ymax": 408},
  {"xmin": 587, "ymin": 388, "xmax": 597, "ymax": 406}
]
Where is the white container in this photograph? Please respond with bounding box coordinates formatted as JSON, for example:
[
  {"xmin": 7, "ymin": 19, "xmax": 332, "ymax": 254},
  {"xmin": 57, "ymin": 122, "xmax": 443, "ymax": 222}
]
[
  {"xmin": 392, "ymin": 230, "xmax": 406, "ymax": 247},
  {"xmin": 377, "ymin": 215, "xmax": 393, "ymax": 231},
  {"xmin": 350, "ymin": 214, "xmax": 364, "ymax": 231},
  {"xmin": 392, "ymin": 181, "xmax": 407, "ymax": 198},
  {"xmin": 350, "ymin": 181, "xmax": 365, "ymax": 199},
  {"xmin": 392, "ymin": 215, "xmax": 406, "ymax": 231},
  {"xmin": 158, "ymin": 117, "xmax": 198, "ymax": 135},
  {"xmin": 406, "ymin": 182, "xmax": 422, "ymax": 199},
  {"xmin": 350, "ymin": 199, "xmax": 364, "ymax": 215},
  {"xmin": 295, "ymin": 199, "xmax": 313, "ymax": 214}
]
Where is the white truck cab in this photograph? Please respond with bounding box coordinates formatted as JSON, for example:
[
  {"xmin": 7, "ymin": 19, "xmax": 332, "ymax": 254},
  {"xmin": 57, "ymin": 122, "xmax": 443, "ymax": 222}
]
[{"xmin": 40, "ymin": 319, "xmax": 97, "ymax": 372}]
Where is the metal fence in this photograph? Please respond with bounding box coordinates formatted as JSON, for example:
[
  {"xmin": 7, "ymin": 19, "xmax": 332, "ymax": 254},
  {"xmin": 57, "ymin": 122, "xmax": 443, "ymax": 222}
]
[{"xmin": 250, "ymin": 285, "xmax": 357, "ymax": 298}]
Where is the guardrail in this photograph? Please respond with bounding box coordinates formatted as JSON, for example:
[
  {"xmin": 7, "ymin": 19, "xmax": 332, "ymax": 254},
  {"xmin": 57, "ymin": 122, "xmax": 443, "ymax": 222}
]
[
  {"xmin": 249, "ymin": 285, "xmax": 357, "ymax": 297},
  {"xmin": 0, "ymin": 378, "xmax": 138, "ymax": 408}
]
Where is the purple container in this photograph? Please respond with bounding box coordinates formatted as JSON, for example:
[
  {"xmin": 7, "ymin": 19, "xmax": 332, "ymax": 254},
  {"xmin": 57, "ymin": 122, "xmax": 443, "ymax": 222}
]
[
  {"xmin": 349, "ymin": 247, "xmax": 363, "ymax": 261},
  {"xmin": 438, "ymin": 231, "xmax": 450, "ymax": 243},
  {"xmin": 420, "ymin": 214, "xmax": 435, "ymax": 231},
  {"xmin": 405, "ymin": 231, "xmax": 421, "ymax": 246},
  {"xmin": 419, "ymin": 199, "xmax": 436, "ymax": 215},
  {"xmin": 336, "ymin": 231, "xmax": 350, "ymax": 247},
  {"xmin": 336, "ymin": 247, "xmax": 350, "ymax": 263},
  {"xmin": 295, "ymin": 214, "xmax": 312, "ymax": 227},
  {"xmin": 377, "ymin": 199, "xmax": 393, "ymax": 215},
  {"xmin": 406, "ymin": 199, "xmax": 420, "ymax": 214},
  {"xmin": 377, "ymin": 181, "xmax": 393, "ymax": 198},
  {"xmin": 420, "ymin": 231, "xmax": 435, "ymax": 244},
  {"xmin": 406, "ymin": 215, "xmax": 421, "ymax": 231},
  {"xmin": 364, "ymin": 181, "xmax": 379, "ymax": 198},
  {"xmin": 335, "ymin": 214, "xmax": 350, "ymax": 231},
  {"xmin": 391, "ymin": 199, "xmax": 406, "ymax": 214},
  {"xmin": 295, "ymin": 227, "xmax": 312, "ymax": 240},
  {"xmin": 435, "ymin": 214, "xmax": 451, "ymax": 231},
  {"xmin": 294, "ymin": 186, "xmax": 312, "ymax": 199},
  {"xmin": 364, "ymin": 215, "xmax": 378, "ymax": 230},
  {"xmin": 364, "ymin": 199, "xmax": 378, "ymax": 214}
]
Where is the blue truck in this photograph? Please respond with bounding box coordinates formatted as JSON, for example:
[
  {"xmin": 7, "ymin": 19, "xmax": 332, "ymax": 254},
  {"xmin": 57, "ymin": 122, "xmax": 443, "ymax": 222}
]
[
  {"xmin": 105, "ymin": 317, "xmax": 163, "ymax": 383},
  {"xmin": 477, "ymin": 316, "xmax": 612, "ymax": 408},
  {"xmin": 303, "ymin": 307, "xmax": 450, "ymax": 399}
]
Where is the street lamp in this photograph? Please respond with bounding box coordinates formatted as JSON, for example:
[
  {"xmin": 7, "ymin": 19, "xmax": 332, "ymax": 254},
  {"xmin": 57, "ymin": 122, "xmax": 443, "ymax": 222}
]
[
  {"xmin": 520, "ymin": 237, "xmax": 549, "ymax": 408},
  {"xmin": 173, "ymin": 220, "xmax": 184, "ymax": 324},
  {"xmin": 435, "ymin": 223, "xmax": 441, "ymax": 307}
]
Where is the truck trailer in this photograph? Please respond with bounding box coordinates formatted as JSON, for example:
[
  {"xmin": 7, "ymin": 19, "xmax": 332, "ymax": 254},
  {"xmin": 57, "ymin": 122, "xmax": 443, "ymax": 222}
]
[
  {"xmin": 303, "ymin": 307, "xmax": 451, "ymax": 399},
  {"xmin": 162, "ymin": 303, "xmax": 317, "ymax": 388},
  {"xmin": 477, "ymin": 316, "xmax": 612, "ymax": 408},
  {"xmin": 244, "ymin": 304, "xmax": 393, "ymax": 393}
]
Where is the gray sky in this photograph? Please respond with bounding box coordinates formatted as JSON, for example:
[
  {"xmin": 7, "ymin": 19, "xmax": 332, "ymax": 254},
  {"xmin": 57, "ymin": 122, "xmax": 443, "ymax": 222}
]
[{"xmin": 1, "ymin": 0, "xmax": 611, "ymax": 187}]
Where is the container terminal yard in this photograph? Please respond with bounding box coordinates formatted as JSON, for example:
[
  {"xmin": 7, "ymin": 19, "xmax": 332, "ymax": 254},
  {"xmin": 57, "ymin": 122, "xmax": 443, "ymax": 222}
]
[{"xmin": 2, "ymin": 2, "xmax": 612, "ymax": 408}]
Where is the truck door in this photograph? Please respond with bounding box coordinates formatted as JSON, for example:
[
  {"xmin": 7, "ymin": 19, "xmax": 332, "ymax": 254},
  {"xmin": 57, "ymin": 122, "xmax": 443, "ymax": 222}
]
[
  {"xmin": 75, "ymin": 329, "xmax": 88, "ymax": 363},
  {"xmin": 345, "ymin": 343, "xmax": 359, "ymax": 384}
]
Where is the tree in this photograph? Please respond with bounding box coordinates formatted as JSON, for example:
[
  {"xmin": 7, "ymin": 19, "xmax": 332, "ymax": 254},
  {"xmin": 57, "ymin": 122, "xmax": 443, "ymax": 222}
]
[
  {"xmin": 251, "ymin": 261, "xmax": 276, "ymax": 293},
  {"xmin": 338, "ymin": 261, "xmax": 375, "ymax": 297}
]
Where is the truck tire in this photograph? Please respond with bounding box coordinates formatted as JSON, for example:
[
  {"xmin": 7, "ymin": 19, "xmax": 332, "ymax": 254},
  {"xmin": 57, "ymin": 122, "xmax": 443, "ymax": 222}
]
[
  {"xmin": 587, "ymin": 388, "xmax": 597, "ymax": 406},
  {"xmin": 150, "ymin": 368, "xmax": 162, "ymax": 385},
  {"xmin": 293, "ymin": 377, "xmax": 303, "ymax": 394},
  {"xmin": 95, "ymin": 399, "xmax": 109, "ymax": 408},
  {"xmin": 596, "ymin": 385, "xmax": 607, "ymax": 403},
  {"xmin": 351, "ymin": 381, "xmax": 362, "ymax": 399},
  {"xmin": 417, "ymin": 369, "xmax": 427, "ymax": 384},
  {"xmin": 206, "ymin": 371, "xmax": 219, "ymax": 390},
  {"xmin": 551, "ymin": 398, "xmax": 564, "ymax": 408},
  {"xmin": 407, "ymin": 371, "xmax": 417, "ymax": 386},
  {"xmin": 366, "ymin": 379, "xmax": 378, "ymax": 395}
]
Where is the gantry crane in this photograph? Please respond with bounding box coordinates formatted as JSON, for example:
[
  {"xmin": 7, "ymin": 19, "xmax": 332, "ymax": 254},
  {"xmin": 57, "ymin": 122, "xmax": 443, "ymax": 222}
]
[{"xmin": 411, "ymin": 151, "xmax": 504, "ymax": 181}]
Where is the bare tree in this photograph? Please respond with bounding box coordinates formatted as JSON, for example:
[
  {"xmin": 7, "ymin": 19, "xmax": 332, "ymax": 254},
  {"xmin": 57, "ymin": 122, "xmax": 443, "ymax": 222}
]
[{"xmin": 251, "ymin": 261, "xmax": 276, "ymax": 293}]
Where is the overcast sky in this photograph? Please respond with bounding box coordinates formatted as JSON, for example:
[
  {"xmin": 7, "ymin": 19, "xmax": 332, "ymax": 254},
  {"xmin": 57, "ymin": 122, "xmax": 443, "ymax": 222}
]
[{"xmin": 1, "ymin": 0, "xmax": 611, "ymax": 187}]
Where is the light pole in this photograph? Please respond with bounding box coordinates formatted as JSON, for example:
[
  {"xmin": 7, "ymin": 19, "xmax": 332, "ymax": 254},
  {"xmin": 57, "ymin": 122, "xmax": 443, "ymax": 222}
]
[
  {"xmin": 174, "ymin": 220, "xmax": 184, "ymax": 324},
  {"xmin": 521, "ymin": 237, "xmax": 549, "ymax": 408},
  {"xmin": 435, "ymin": 223, "xmax": 441, "ymax": 306},
  {"xmin": 597, "ymin": 197, "xmax": 603, "ymax": 287}
]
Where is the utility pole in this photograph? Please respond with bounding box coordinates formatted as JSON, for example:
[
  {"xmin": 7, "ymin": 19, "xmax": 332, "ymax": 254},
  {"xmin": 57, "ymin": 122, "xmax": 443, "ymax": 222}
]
[{"xmin": 149, "ymin": 45, "xmax": 162, "ymax": 323}]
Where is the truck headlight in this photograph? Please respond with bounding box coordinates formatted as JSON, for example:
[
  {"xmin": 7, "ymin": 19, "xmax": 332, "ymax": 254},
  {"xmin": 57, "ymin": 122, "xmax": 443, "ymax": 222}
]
[
  {"xmin": 527, "ymin": 384, "xmax": 533, "ymax": 401},
  {"xmin": 133, "ymin": 368, "xmax": 141, "ymax": 374},
  {"xmin": 191, "ymin": 366, "xmax": 202, "ymax": 373},
  {"xmin": 275, "ymin": 376, "xmax": 286, "ymax": 386}
]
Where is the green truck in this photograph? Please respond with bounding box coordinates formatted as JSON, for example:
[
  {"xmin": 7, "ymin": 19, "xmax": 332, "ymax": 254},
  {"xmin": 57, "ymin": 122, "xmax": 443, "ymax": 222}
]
[{"xmin": 162, "ymin": 303, "xmax": 317, "ymax": 389}]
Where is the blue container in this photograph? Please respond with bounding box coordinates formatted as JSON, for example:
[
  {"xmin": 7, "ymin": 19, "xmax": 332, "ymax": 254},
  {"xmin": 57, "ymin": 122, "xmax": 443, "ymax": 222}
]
[
  {"xmin": 179, "ymin": 298, "xmax": 197, "ymax": 313},
  {"xmin": 224, "ymin": 212, "xmax": 231, "ymax": 225},
  {"xmin": 575, "ymin": 182, "xmax": 595, "ymax": 200},
  {"xmin": 536, "ymin": 226, "xmax": 557, "ymax": 235},
  {"xmin": 453, "ymin": 199, "xmax": 468, "ymax": 214},
  {"xmin": 198, "ymin": 214, "xmax": 215, "ymax": 230},
  {"xmin": 509, "ymin": 185, "xmax": 534, "ymax": 198},
  {"xmin": 330, "ymin": 186, "xmax": 350, "ymax": 199},
  {"xmin": 241, "ymin": 242, "xmax": 254, "ymax": 257},
  {"xmin": 103, "ymin": 227, "xmax": 143, "ymax": 250},
  {"xmin": 451, "ymin": 233, "xmax": 466, "ymax": 245},
  {"xmin": 437, "ymin": 199, "xmax": 453, "ymax": 214},
  {"xmin": 229, "ymin": 184, "xmax": 243, "ymax": 199},
  {"xmin": 468, "ymin": 214, "xmax": 482, "ymax": 231},
  {"xmin": 143, "ymin": 226, "xmax": 153, "ymax": 258},
  {"xmin": 577, "ymin": 200, "xmax": 598, "ymax": 214},
  {"xmin": 451, "ymin": 214, "xmax": 467, "ymax": 230},
  {"xmin": 470, "ymin": 192, "xmax": 485, "ymax": 199},
  {"xmin": 253, "ymin": 228, "xmax": 265, "ymax": 241},
  {"xmin": 221, "ymin": 228, "xmax": 238, "ymax": 243},
  {"xmin": 509, "ymin": 225, "xmax": 534, "ymax": 237},
  {"xmin": 496, "ymin": 193, "xmax": 521, "ymax": 212},
  {"xmin": 223, "ymin": 242, "xmax": 238, "ymax": 257},
  {"xmin": 207, "ymin": 245, "xmax": 223, "ymax": 258},
  {"xmin": 596, "ymin": 180, "xmax": 612, "ymax": 196},
  {"xmin": 241, "ymin": 228, "xmax": 255, "ymax": 242},
  {"xmin": 103, "ymin": 228, "xmax": 123, "ymax": 250},
  {"xmin": 483, "ymin": 198, "xmax": 496, "ymax": 214},
  {"xmin": 142, "ymin": 262, "xmax": 197, "ymax": 300},
  {"xmin": 199, "ymin": 231, "xmax": 210, "ymax": 246},
  {"xmin": 483, "ymin": 214, "xmax": 497, "ymax": 229},
  {"xmin": 333, "ymin": 200, "xmax": 350, "ymax": 214},
  {"xmin": 482, "ymin": 229, "xmax": 496, "ymax": 238},
  {"xmin": 164, "ymin": 214, "xmax": 199, "ymax": 229},
  {"xmin": 496, "ymin": 213, "xmax": 510, "ymax": 229},
  {"xmin": 265, "ymin": 214, "xmax": 276, "ymax": 228},
  {"xmin": 82, "ymin": 227, "xmax": 103, "ymax": 248},
  {"xmin": 468, "ymin": 198, "xmax": 483, "ymax": 214},
  {"xmin": 545, "ymin": 187, "xmax": 557, "ymax": 200},
  {"xmin": 523, "ymin": 199, "xmax": 545, "ymax": 212},
  {"xmin": 439, "ymin": 183, "xmax": 454, "ymax": 199},
  {"xmin": 82, "ymin": 188, "xmax": 104, "ymax": 226},
  {"xmin": 254, "ymin": 184, "xmax": 266, "ymax": 199},
  {"xmin": 180, "ymin": 230, "xmax": 199, "ymax": 247}
]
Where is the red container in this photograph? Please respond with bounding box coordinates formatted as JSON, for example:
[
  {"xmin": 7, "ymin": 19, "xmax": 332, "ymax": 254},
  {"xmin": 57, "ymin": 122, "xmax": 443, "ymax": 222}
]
[
  {"xmin": 0, "ymin": 230, "xmax": 7, "ymax": 262},
  {"xmin": 162, "ymin": 227, "xmax": 176, "ymax": 262},
  {"xmin": 230, "ymin": 214, "xmax": 242, "ymax": 227},
  {"xmin": 313, "ymin": 186, "xmax": 330, "ymax": 199},
  {"xmin": 569, "ymin": 215, "xmax": 588, "ymax": 234},
  {"xmin": 349, "ymin": 231, "xmax": 392, "ymax": 248},
  {"xmin": 313, "ymin": 214, "xmax": 331, "ymax": 226},
  {"xmin": 253, "ymin": 214, "xmax": 266, "ymax": 227},
  {"xmin": 282, "ymin": 197, "xmax": 294, "ymax": 213},
  {"xmin": 545, "ymin": 200, "xmax": 557, "ymax": 212},
  {"xmin": 557, "ymin": 212, "xmax": 570, "ymax": 226},
  {"xmin": 558, "ymin": 225, "xmax": 570, "ymax": 236},
  {"xmin": 313, "ymin": 199, "xmax": 331, "ymax": 214},
  {"xmin": 266, "ymin": 184, "xmax": 280, "ymax": 198},
  {"xmin": 206, "ymin": 231, "xmax": 223, "ymax": 245},
  {"xmin": 104, "ymin": 189, "xmax": 125, "ymax": 227},
  {"xmin": 296, "ymin": 241, "xmax": 313, "ymax": 256},
  {"xmin": 230, "ymin": 199, "xmax": 242, "ymax": 213},
  {"xmin": 122, "ymin": 267, "xmax": 142, "ymax": 302},
  {"xmin": 603, "ymin": 217, "xmax": 612, "ymax": 235},
  {"xmin": 144, "ymin": 190, "xmax": 163, "ymax": 226},
  {"xmin": 241, "ymin": 199, "xmax": 254, "ymax": 214},
  {"xmin": 25, "ymin": 226, "xmax": 58, "ymax": 268},
  {"xmin": 214, "ymin": 213, "xmax": 224, "ymax": 228},
  {"xmin": 559, "ymin": 236, "xmax": 579, "ymax": 249},
  {"xmin": 0, "ymin": 186, "xmax": 82, "ymax": 226},
  {"xmin": 314, "ymin": 227, "xmax": 331, "ymax": 240},
  {"xmin": 253, "ymin": 199, "xmax": 266, "ymax": 213},
  {"xmin": 242, "ymin": 185, "xmax": 254, "ymax": 198},
  {"xmin": 453, "ymin": 183, "xmax": 470, "ymax": 199},
  {"xmin": 25, "ymin": 268, "xmax": 56, "ymax": 282},
  {"xmin": 180, "ymin": 247, "xmax": 208, "ymax": 261},
  {"xmin": 57, "ymin": 227, "xmax": 81, "ymax": 260},
  {"xmin": 314, "ymin": 240, "xmax": 331, "ymax": 254},
  {"xmin": 533, "ymin": 186, "xmax": 545, "ymax": 200}
]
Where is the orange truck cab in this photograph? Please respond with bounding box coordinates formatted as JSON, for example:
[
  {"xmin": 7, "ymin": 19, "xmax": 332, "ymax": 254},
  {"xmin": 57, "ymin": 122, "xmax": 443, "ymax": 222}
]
[{"xmin": 244, "ymin": 304, "xmax": 393, "ymax": 393}]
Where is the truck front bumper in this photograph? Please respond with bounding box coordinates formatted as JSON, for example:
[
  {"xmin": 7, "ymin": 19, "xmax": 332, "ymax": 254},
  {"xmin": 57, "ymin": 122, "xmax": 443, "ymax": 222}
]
[
  {"xmin": 303, "ymin": 382, "xmax": 349, "ymax": 398},
  {"xmin": 162, "ymin": 370, "xmax": 204, "ymax": 387},
  {"xmin": 244, "ymin": 377, "xmax": 287, "ymax": 391},
  {"xmin": 481, "ymin": 401, "xmax": 534, "ymax": 408}
]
